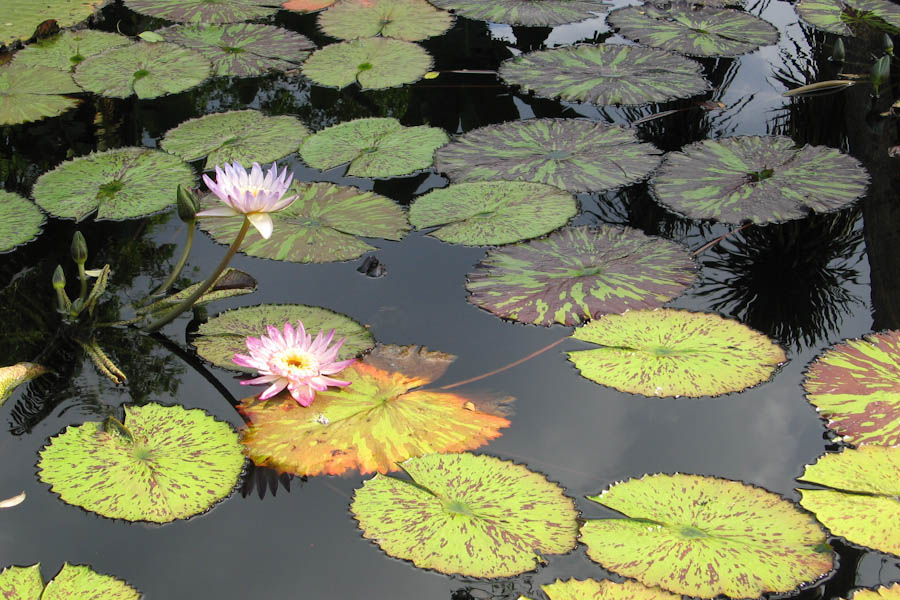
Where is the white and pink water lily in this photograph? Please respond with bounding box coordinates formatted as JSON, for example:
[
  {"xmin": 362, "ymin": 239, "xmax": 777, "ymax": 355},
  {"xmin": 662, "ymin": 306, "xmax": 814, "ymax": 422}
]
[
  {"xmin": 197, "ymin": 161, "xmax": 297, "ymax": 239},
  {"xmin": 233, "ymin": 321, "xmax": 356, "ymax": 406}
]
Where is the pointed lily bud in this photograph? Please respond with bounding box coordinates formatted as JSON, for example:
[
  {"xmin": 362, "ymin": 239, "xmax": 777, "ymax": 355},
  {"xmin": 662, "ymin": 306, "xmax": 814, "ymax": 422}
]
[
  {"xmin": 52, "ymin": 265, "xmax": 66, "ymax": 289},
  {"xmin": 872, "ymin": 55, "xmax": 891, "ymax": 96},
  {"xmin": 71, "ymin": 231, "xmax": 88, "ymax": 265},
  {"xmin": 883, "ymin": 34, "xmax": 894, "ymax": 56},
  {"xmin": 176, "ymin": 185, "xmax": 199, "ymax": 223},
  {"xmin": 831, "ymin": 38, "xmax": 845, "ymax": 63},
  {"xmin": 52, "ymin": 265, "xmax": 71, "ymax": 313}
]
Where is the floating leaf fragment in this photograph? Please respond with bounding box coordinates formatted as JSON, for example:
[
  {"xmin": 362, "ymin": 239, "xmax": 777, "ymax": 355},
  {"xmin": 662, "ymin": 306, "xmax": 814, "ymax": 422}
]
[
  {"xmin": 0, "ymin": 0, "xmax": 110, "ymax": 47},
  {"xmin": 427, "ymin": 0, "xmax": 610, "ymax": 26},
  {"xmin": 0, "ymin": 362, "xmax": 48, "ymax": 406},
  {"xmin": 847, "ymin": 584, "xmax": 900, "ymax": 600},
  {"xmin": 796, "ymin": 0, "xmax": 900, "ymax": 36},
  {"xmin": 301, "ymin": 37, "xmax": 432, "ymax": 89},
  {"xmin": 0, "ymin": 563, "xmax": 140, "ymax": 599},
  {"xmin": 123, "ymin": 0, "xmax": 278, "ymax": 23},
  {"xmin": 0, "ymin": 492, "xmax": 25, "ymax": 508},
  {"xmin": 283, "ymin": 0, "xmax": 336, "ymax": 10},
  {"xmin": 319, "ymin": 0, "xmax": 454, "ymax": 41},
  {"xmin": 12, "ymin": 30, "xmax": 132, "ymax": 71},
  {"xmin": 0, "ymin": 191, "xmax": 45, "ymax": 253},
  {"xmin": 0, "ymin": 63, "xmax": 81, "ymax": 125},
  {"xmin": 542, "ymin": 578, "xmax": 682, "ymax": 600}
]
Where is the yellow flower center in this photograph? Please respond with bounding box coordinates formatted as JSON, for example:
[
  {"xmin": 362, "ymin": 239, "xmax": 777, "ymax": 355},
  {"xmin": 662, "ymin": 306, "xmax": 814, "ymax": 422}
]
[{"xmin": 271, "ymin": 348, "xmax": 320, "ymax": 378}]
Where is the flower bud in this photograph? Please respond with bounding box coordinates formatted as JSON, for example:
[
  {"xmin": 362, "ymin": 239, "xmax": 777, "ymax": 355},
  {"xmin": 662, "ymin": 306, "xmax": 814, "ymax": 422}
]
[
  {"xmin": 831, "ymin": 38, "xmax": 845, "ymax": 63},
  {"xmin": 873, "ymin": 55, "xmax": 891, "ymax": 82},
  {"xmin": 52, "ymin": 265, "xmax": 66, "ymax": 289},
  {"xmin": 176, "ymin": 185, "xmax": 199, "ymax": 222},
  {"xmin": 883, "ymin": 34, "xmax": 894, "ymax": 56},
  {"xmin": 71, "ymin": 231, "xmax": 88, "ymax": 265}
]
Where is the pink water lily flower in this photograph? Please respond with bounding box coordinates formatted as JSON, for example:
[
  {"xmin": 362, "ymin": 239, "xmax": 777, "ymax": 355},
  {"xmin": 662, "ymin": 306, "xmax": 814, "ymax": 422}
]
[
  {"xmin": 197, "ymin": 161, "xmax": 296, "ymax": 239},
  {"xmin": 233, "ymin": 321, "xmax": 356, "ymax": 406}
]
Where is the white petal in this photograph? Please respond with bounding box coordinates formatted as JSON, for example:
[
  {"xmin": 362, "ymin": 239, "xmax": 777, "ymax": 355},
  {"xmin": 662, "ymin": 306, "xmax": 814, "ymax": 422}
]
[
  {"xmin": 0, "ymin": 492, "xmax": 25, "ymax": 508},
  {"xmin": 196, "ymin": 206, "xmax": 240, "ymax": 218},
  {"xmin": 248, "ymin": 212, "xmax": 274, "ymax": 239}
]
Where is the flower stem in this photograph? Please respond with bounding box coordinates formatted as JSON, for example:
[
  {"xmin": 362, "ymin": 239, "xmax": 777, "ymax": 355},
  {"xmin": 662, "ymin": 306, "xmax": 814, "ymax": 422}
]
[
  {"xmin": 439, "ymin": 336, "xmax": 567, "ymax": 390},
  {"xmin": 77, "ymin": 263, "xmax": 88, "ymax": 303},
  {"xmin": 150, "ymin": 220, "xmax": 196, "ymax": 297}
]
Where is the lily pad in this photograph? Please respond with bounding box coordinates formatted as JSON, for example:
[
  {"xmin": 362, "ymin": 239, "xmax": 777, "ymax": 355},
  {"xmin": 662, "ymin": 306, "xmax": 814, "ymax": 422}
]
[
  {"xmin": 798, "ymin": 446, "xmax": 900, "ymax": 556},
  {"xmin": 650, "ymin": 136, "xmax": 869, "ymax": 225},
  {"xmin": 192, "ymin": 303, "xmax": 374, "ymax": 371},
  {"xmin": 283, "ymin": 0, "xmax": 336, "ymax": 11},
  {"xmin": 499, "ymin": 45, "xmax": 711, "ymax": 106},
  {"xmin": 0, "ymin": 63, "xmax": 82, "ymax": 126},
  {"xmin": 198, "ymin": 180, "xmax": 409, "ymax": 262},
  {"xmin": 158, "ymin": 23, "xmax": 315, "ymax": 77},
  {"xmin": 12, "ymin": 30, "xmax": 133, "ymax": 72},
  {"xmin": 426, "ymin": 0, "xmax": 610, "ymax": 26},
  {"xmin": 796, "ymin": 0, "xmax": 900, "ymax": 35},
  {"xmin": 123, "ymin": 0, "xmax": 279, "ymax": 23},
  {"xmin": 239, "ymin": 345, "xmax": 512, "ymax": 476},
  {"xmin": 542, "ymin": 579, "xmax": 682, "ymax": 600},
  {"xmin": 848, "ymin": 584, "xmax": 900, "ymax": 600},
  {"xmin": 319, "ymin": 0, "xmax": 454, "ymax": 41},
  {"xmin": 37, "ymin": 403, "xmax": 244, "ymax": 523},
  {"xmin": 32, "ymin": 147, "xmax": 195, "ymax": 221},
  {"xmin": 351, "ymin": 452, "xmax": 579, "ymax": 577},
  {"xmin": 0, "ymin": 362, "xmax": 48, "ymax": 407},
  {"xmin": 299, "ymin": 117, "xmax": 448, "ymax": 177},
  {"xmin": 161, "ymin": 110, "xmax": 309, "ymax": 170},
  {"xmin": 0, "ymin": 191, "xmax": 45, "ymax": 252},
  {"xmin": 301, "ymin": 37, "xmax": 432, "ymax": 90},
  {"xmin": 607, "ymin": 5, "xmax": 778, "ymax": 57},
  {"xmin": 434, "ymin": 118, "xmax": 662, "ymax": 194},
  {"xmin": 73, "ymin": 42, "xmax": 212, "ymax": 99},
  {"xmin": 0, "ymin": 563, "xmax": 140, "ymax": 600},
  {"xmin": 581, "ymin": 473, "xmax": 834, "ymax": 598},
  {"xmin": 466, "ymin": 225, "xmax": 697, "ymax": 326},
  {"xmin": 409, "ymin": 181, "xmax": 577, "ymax": 245},
  {"xmin": 0, "ymin": 0, "xmax": 110, "ymax": 47},
  {"xmin": 568, "ymin": 309, "xmax": 786, "ymax": 397}
]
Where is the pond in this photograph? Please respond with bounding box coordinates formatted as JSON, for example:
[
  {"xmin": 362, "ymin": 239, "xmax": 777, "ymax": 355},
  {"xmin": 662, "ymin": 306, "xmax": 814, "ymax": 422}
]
[{"xmin": 1, "ymin": 0, "xmax": 899, "ymax": 598}]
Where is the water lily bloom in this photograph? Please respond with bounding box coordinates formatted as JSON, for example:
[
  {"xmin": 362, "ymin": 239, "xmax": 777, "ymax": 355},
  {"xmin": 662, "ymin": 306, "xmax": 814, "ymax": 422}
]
[
  {"xmin": 233, "ymin": 321, "xmax": 356, "ymax": 406},
  {"xmin": 197, "ymin": 161, "xmax": 296, "ymax": 239}
]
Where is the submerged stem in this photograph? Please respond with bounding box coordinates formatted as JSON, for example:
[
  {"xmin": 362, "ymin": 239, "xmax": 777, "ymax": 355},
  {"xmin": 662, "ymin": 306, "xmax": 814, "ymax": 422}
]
[
  {"xmin": 690, "ymin": 223, "xmax": 752, "ymax": 258},
  {"xmin": 150, "ymin": 220, "xmax": 196, "ymax": 298},
  {"xmin": 439, "ymin": 336, "xmax": 568, "ymax": 390}
]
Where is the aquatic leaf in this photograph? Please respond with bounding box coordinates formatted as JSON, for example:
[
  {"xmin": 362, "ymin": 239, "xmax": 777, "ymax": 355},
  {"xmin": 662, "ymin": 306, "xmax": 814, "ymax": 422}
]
[
  {"xmin": 192, "ymin": 303, "xmax": 374, "ymax": 371},
  {"xmin": 568, "ymin": 309, "xmax": 786, "ymax": 397},
  {"xmin": 847, "ymin": 584, "xmax": 900, "ymax": 600},
  {"xmin": 0, "ymin": 564, "xmax": 43, "ymax": 599},
  {"xmin": 299, "ymin": 117, "xmax": 448, "ymax": 177},
  {"xmin": 161, "ymin": 110, "xmax": 309, "ymax": 170},
  {"xmin": 581, "ymin": 474, "xmax": 834, "ymax": 598},
  {"xmin": 0, "ymin": 0, "xmax": 110, "ymax": 46},
  {"xmin": 650, "ymin": 136, "xmax": 870, "ymax": 225},
  {"xmin": 137, "ymin": 269, "xmax": 257, "ymax": 317},
  {"xmin": 500, "ymin": 45, "xmax": 711, "ymax": 106},
  {"xmin": 319, "ymin": 0, "xmax": 454, "ymax": 41},
  {"xmin": 239, "ymin": 345, "xmax": 511, "ymax": 476},
  {"xmin": 283, "ymin": 0, "xmax": 336, "ymax": 11},
  {"xmin": 0, "ymin": 362, "xmax": 48, "ymax": 407},
  {"xmin": 123, "ymin": 0, "xmax": 278, "ymax": 23},
  {"xmin": 37, "ymin": 403, "xmax": 244, "ymax": 523},
  {"xmin": 0, "ymin": 63, "xmax": 81, "ymax": 126},
  {"xmin": 12, "ymin": 30, "xmax": 132, "ymax": 72},
  {"xmin": 409, "ymin": 181, "xmax": 577, "ymax": 245},
  {"xmin": 351, "ymin": 452, "xmax": 579, "ymax": 577},
  {"xmin": 32, "ymin": 147, "xmax": 195, "ymax": 221},
  {"xmin": 138, "ymin": 31, "xmax": 165, "ymax": 42},
  {"xmin": 796, "ymin": 0, "xmax": 900, "ymax": 35},
  {"xmin": 804, "ymin": 330, "xmax": 900, "ymax": 446},
  {"xmin": 198, "ymin": 181, "xmax": 409, "ymax": 262},
  {"xmin": 0, "ymin": 563, "xmax": 140, "ymax": 599},
  {"xmin": 607, "ymin": 5, "xmax": 778, "ymax": 57},
  {"xmin": 427, "ymin": 0, "xmax": 610, "ymax": 26},
  {"xmin": 301, "ymin": 37, "xmax": 432, "ymax": 90},
  {"xmin": 158, "ymin": 23, "xmax": 315, "ymax": 77},
  {"xmin": 542, "ymin": 579, "xmax": 682, "ymax": 600},
  {"xmin": 74, "ymin": 42, "xmax": 212, "ymax": 99},
  {"xmin": 434, "ymin": 118, "xmax": 662, "ymax": 193},
  {"xmin": 0, "ymin": 191, "xmax": 45, "ymax": 252},
  {"xmin": 466, "ymin": 225, "xmax": 696, "ymax": 326}
]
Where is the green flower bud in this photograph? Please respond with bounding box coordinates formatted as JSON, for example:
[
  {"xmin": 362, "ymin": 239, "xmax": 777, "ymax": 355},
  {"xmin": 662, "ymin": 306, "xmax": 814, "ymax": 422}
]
[
  {"xmin": 52, "ymin": 265, "xmax": 66, "ymax": 289},
  {"xmin": 71, "ymin": 231, "xmax": 88, "ymax": 265},
  {"xmin": 176, "ymin": 185, "xmax": 199, "ymax": 222},
  {"xmin": 831, "ymin": 38, "xmax": 845, "ymax": 63},
  {"xmin": 883, "ymin": 33, "xmax": 894, "ymax": 56}
]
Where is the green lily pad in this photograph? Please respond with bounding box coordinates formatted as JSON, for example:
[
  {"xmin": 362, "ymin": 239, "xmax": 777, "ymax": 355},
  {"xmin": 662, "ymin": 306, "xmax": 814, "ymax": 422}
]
[
  {"xmin": 319, "ymin": 0, "xmax": 454, "ymax": 41},
  {"xmin": 499, "ymin": 45, "xmax": 711, "ymax": 106},
  {"xmin": 123, "ymin": 0, "xmax": 278, "ymax": 23},
  {"xmin": 37, "ymin": 403, "xmax": 244, "ymax": 523},
  {"xmin": 650, "ymin": 136, "xmax": 869, "ymax": 225},
  {"xmin": 434, "ymin": 118, "xmax": 662, "ymax": 194},
  {"xmin": 848, "ymin": 584, "xmax": 900, "ymax": 600},
  {"xmin": 198, "ymin": 181, "xmax": 409, "ymax": 262},
  {"xmin": 161, "ymin": 110, "xmax": 309, "ymax": 170},
  {"xmin": 0, "ymin": 191, "xmax": 45, "ymax": 253},
  {"xmin": 581, "ymin": 474, "xmax": 834, "ymax": 598},
  {"xmin": 12, "ymin": 30, "xmax": 133, "ymax": 72},
  {"xmin": 0, "ymin": 563, "xmax": 140, "ymax": 600},
  {"xmin": 568, "ymin": 309, "xmax": 786, "ymax": 397},
  {"xmin": 73, "ymin": 42, "xmax": 212, "ymax": 99},
  {"xmin": 299, "ymin": 117, "xmax": 448, "ymax": 177},
  {"xmin": 192, "ymin": 303, "xmax": 375, "ymax": 372},
  {"xmin": 796, "ymin": 0, "xmax": 900, "ymax": 35},
  {"xmin": 426, "ymin": 0, "xmax": 610, "ymax": 26},
  {"xmin": 409, "ymin": 181, "xmax": 577, "ymax": 245},
  {"xmin": 466, "ymin": 225, "xmax": 697, "ymax": 326},
  {"xmin": 301, "ymin": 37, "xmax": 432, "ymax": 90},
  {"xmin": 0, "ymin": 0, "xmax": 110, "ymax": 47},
  {"xmin": 798, "ymin": 446, "xmax": 900, "ymax": 556},
  {"xmin": 32, "ymin": 147, "xmax": 195, "ymax": 221},
  {"xmin": 351, "ymin": 452, "xmax": 579, "ymax": 577},
  {"xmin": 0, "ymin": 362, "xmax": 48, "ymax": 407},
  {"xmin": 607, "ymin": 5, "xmax": 778, "ymax": 57},
  {"xmin": 542, "ymin": 579, "xmax": 682, "ymax": 600},
  {"xmin": 0, "ymin": 63, "xmax": 82, "ymax": 126},
  {"xmin": 158, "ymin": 23, "xmax": 315, "ymax": 77}
]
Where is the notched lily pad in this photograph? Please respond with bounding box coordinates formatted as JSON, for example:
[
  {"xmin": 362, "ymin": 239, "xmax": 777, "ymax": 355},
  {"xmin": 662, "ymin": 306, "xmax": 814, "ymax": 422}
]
[
  {"xmin": 0, "ymin": 191, "xmax": 45, "ymax": 253},
  {"xmin": 1, "ymin": 0, "xmax": 110, "ymax": 47},
  {"xmin": 542, "ymin": 578, "xmax": 682, "ymax": 600},
  {"xmin": 319, "ymin": 0, "xmax": 454, "ymax": 41},
  {"xmin": 123, "ymin": 0, "xmax": 278, "ymax": 23},
  {"xmin": 12, "ymin": 30, "xmax": 132, "ymax": 72},
  {"xmin": 0, "ymin": 563, "xmax": 140, "ymax": 599},
  {"xmin": 427, "ymin": 0, "xmax": 610, "ymax": 26},
  {"xmin": 0, "ymin": 63, "xmax": 82, "ymax": 126},
  {"xmin": 796, "ymin": 0, "xmax": 900, "ymax": 35},
  {"xmin": 301, "ymin": 37, "xmax": 432, "ymax": 90},
  {"xmin": 847, "ymin": 584, "xmax": 900, "ymax": 600}
]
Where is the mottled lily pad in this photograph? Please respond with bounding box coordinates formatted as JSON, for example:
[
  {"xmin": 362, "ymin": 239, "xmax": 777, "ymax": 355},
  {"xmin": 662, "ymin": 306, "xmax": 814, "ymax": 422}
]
[
  {"xmin": 409, "ymin": 181, "xmax": 577, "ymax": 245},
  {"xmin": 542, "ymin": 579, "xmax": 682, "ymax": 600},
  {"xmin": 434, "ymin": 118, "xmax": 662, "ymax": 193},
  {"xmin": 240, "ymin": 345, "xmax": 511, "ymax": 476},
  {"xmin": 12, "ymin": 30, "xmax": 132, "ymax": 72},
  {"xmin": 0, "ymin": 63, "xmax": 82, "ymax": 126},
  {"xmin": 0, "ymin": 191, "xmax": 45, "ymax": 252},
  {"xmin": 650, "ymin": 136, "xmax": 869, "ymax": 225},
  {"xmin": 32, "ymin": 147, "xmax": 195, "ymax": 221},
  {"xmin": 161, "ymin": 110, "xmax": 309, "ymax": 170},
  {"xmin": 569, "ymin": 309, "xmax": 786, "ymax": 397},
  {"xmin": 500, "ymin": 45, "xmax": 711, "ymax": 106},
  {"xmin": 319, "ymin": 0, "xmax": 454, "ymax": 41},
  {"xmin": 581, "ymin": 474, "xmax": 834, "ymax": 598},
  {"xmin": 0, "ymin": 362, "xmax": 48, "ymax": 406},
  {"xmin": 466, "ymin": 225, "xmax": 697, "ymax": 326},
  {"xmin": 0, "ymin": 563, "xmax": 140, "ymax": 599},
  {"xmin": 796, "ymin": 0, "xmax": 900, "ymax": 35},
  {"xmin": 0, "ymin": 0, "xmax": 110, "ymax": 47},
  {"xmin": 847, "ymin": 584, "xmax": 900, "ymax": 600},
  {"xmin": 123, "ymin": 0, "xmax": 278, "ymax": 23},
  {"xmin": 351, "ymin": 452, "xmax": 579, "ymax": 577},
  {"xmin": 37, "ymin": 403, "xmax": 244, "ymax": 523},
  {"xmin": 198, "ymin": 181, "xmax": 409, "ymax": 262},
  {"xmin": 301, "ymin": 37, "xmax": 432, "ymax": 90},
  {"xmin": 283, "ymin": 0, "xmax": 336, "ymax": 11},
  {"xmin": 427, "ymin": 0, "xmax": 609, "ymax": 26}
]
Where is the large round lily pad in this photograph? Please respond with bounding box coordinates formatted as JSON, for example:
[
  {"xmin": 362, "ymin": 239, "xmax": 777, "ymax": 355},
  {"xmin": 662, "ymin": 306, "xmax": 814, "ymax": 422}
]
[
  {"xmin": 0, "ymin": 63, "xmax": 82, "ymax": 126},
  {"xmin": 301, "ymin": 37, "xmax": 432, "ymax": 90},
  {"xmin": 466, "ymin": 225, "xmax": 697, "ymax": 326},
  {"xmin": 426, "ymin": 0, "xmax": 610, "ymax": 26},
  {"xmin": 198, "ymin": 181, "xmax": 409, "ymax": 262},
  {"xmin": 568, "ymin": 309, "xmax": 786, "ymax": 397},
  {"xmin": 12, "ymin": 30, "xmax": 132, "ymax": 72},
  {"xmin": 123, "ymin": 0, "xmax": 278, "ymax": 23},
  {"xmin": 161, "ymin": 110, "xmax": 309, "ymax": 170},
  {"xmin": 239, "ymin": 345, "xmax": 511, "ymax": 476},
  {"xmin": 351, "ymin": 452, "xmax": 579, "ymax": 577},
  {"xmin": 409, "ymin": 181, "xmax": 577, "ymax": 245},
  {"xmin": 500, "ymin": 45, "xmax": 711, "ymax": 106},
  {"xmin": 37, "ymin": 403, "xmax": 244, "ymax": 523},
  {"xmin": 581, "ymin": 473, "xmax": 834, "ymax": 598},
  {"xmin": 0, "ymin": 563, "xmax": 140, "ymax": 600},
  {"xmin": 319, "ymin": 0, "xmax": 454, "ymax": 41},
  {"xmin": 0, "ymin": 0, "xmax": 110, "ymax": 47},
  {"xmin": 0, "ymin": 191, "xmax": 45, "ymax": 253},
  {"xmin": 796, "ymin": 0, "xmax": 900, "ymax": 35},
  {"xmin": 434, "ymin": 118, "xmax": 662, "ymax": 193},
  {"xmin": 607, "ymin": 5, "xmax": 778, "ymax": 57},
  {"xmin": 650, "ymin": 136, "xmax": 869, "ymax": 225},
  {"xmin": 32, "ymin": 147, "xmax": 195, "ymax": 221},
  {"xmin": 542, "ymin": 579, "xmax": 682, "ymax": 600}
]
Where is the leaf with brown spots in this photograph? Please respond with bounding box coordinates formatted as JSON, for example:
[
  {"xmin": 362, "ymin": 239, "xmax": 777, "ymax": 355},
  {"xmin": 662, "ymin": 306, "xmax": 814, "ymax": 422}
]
[
  {"xmin": 542, "ymin": 578, "xmax": 681, "ymax": 600},
  {"xmin": 0, "ymin": 563, "xmax": 140, "ymax": 599},
  {"xmin": 846, "ymin": 584, "xmax": 900, "ymax": 600}
]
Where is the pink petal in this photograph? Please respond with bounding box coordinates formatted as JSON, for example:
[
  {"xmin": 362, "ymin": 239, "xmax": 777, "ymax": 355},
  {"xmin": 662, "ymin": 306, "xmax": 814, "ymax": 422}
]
[{"xmin": 259, "ymin": 379, "xmax": 288, "ymax": 400}]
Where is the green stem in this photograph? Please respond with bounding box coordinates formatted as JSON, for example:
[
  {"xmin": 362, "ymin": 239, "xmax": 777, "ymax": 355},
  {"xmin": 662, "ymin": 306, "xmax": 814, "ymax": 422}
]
[
  {"xmin": 150, "ymin": 220, "xmax": 196, "ymax": 298},
  {"xmin": 77, "ymin": 263, "xmax": 88, "ymax": 302}
]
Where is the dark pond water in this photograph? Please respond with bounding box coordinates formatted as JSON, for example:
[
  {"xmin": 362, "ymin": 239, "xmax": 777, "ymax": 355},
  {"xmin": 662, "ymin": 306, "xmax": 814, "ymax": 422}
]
[{"xmin": 1, "ymin": 1, "xmax": 899, "ymax": 598}]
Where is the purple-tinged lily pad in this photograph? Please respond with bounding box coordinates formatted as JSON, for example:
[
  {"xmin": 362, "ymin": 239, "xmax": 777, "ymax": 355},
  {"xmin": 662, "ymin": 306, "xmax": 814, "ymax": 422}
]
[
  {"xmin": 0, "ymin": 63, "xmax": 82, "ymax": 126},
  {"xmin": 301, "ymin": 37, "xmax": 432, "ymax": 90},
  {"xmin": 427, "ymin": 0, "xmax": 610, "ymax": 26},
  {"xmin": 319, "ymin": 0, "xmax": 454, "ymax": 41},
  {"xmin": 123, "ymin": 0, "xmax": 278, "ymax": 23},
  {"xmin": 0, "ymin": 191, "xmax": 45, "ymax": 253},
  {"xmin": 0, "ymin": 563, "xmax": 140, "ymax": 600},
  {"xmin": 12, "ymin": 30, "xmax": 132, "ymax": 72},
  {"xmin": 796, "ymin": 0, "xmax": 900, "ymax": 35}
]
